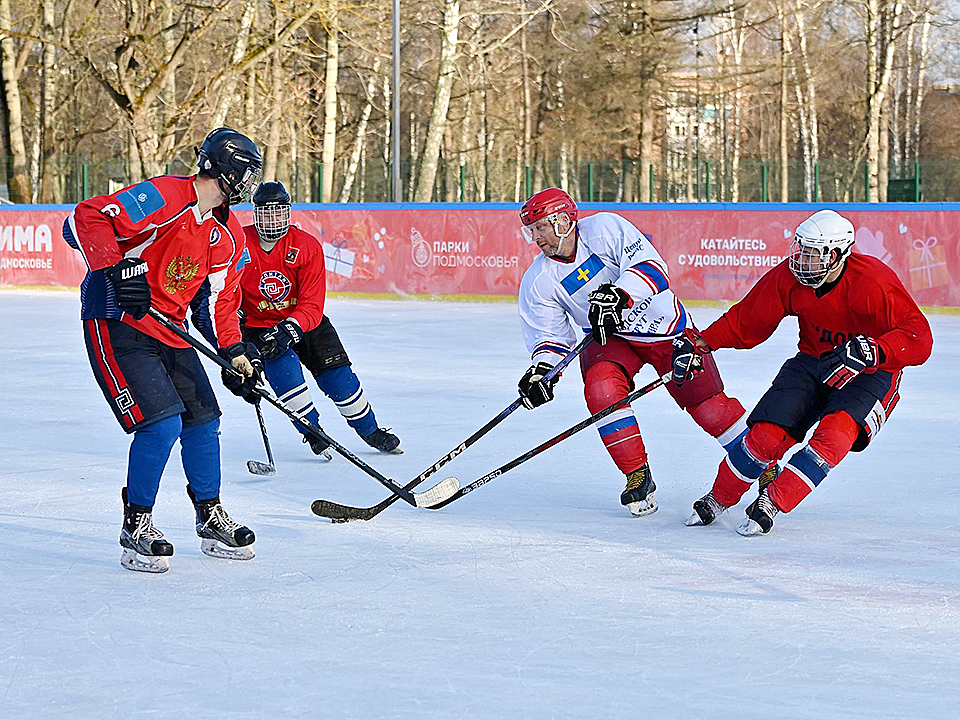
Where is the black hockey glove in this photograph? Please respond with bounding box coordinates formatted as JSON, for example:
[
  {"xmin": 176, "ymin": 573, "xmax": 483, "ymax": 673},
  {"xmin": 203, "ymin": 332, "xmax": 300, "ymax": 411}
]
[
  {"xmin": 587, "ymin": 283, "xmax": 633, "ymax": 346},
  {"xmin": 106, "ymin": 257, "xmax": 151, "ymax": 320},
  {"xmin": 670, "ymin": 329, "xmax": 712, "ymax": 387},
  {"xmin": 818, "ymin": 335, "xmax": 884, "ymax": 390},
  {"xmin": 259, "ymin": 319, "xmax": 303, "ymax": 360},
  {"xmin": 518, "ymin": 361, "xmax": 559, "ymax": 410},
  {"xmin": 219, "ymin": 342, "xmax": 264, "ymax": 404}
]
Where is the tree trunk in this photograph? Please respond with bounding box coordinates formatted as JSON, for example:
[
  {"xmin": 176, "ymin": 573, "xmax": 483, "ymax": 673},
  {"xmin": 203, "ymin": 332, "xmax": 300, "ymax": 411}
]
[
  {"xmin": 413, "ymin": 0, "xmax": 460, "ymax": 201},
  {"xmin": 321, "ymin": 14, "xmax": 339, "ymax": 202},
  {"xmin": 866, "ymin": 0, "xmax": 903, "ymax": 201},
  {"xmin": 0, "ymin": 0, "xmax": 31, "ymax": 202},
  {"xmin": 911, "ymin": 10, "xmax": 931, "ymax": 165},
  {"xmin": 339, "ymin": 57, "xmax": 382, "ymax": 202},
  {"xmin": 263, "ymin": 8, "xmax": 283, "ymax": 184},
  {"xmin": 212, "ymin": 0, "xmax": 258, "ymax": 128}
]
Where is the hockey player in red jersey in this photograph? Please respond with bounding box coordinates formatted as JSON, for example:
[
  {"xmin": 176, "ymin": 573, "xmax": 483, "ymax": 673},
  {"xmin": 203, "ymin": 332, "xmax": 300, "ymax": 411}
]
[
  {"xmin": 238, "ymin": 181, "xmax": 401, "ymax": 457},
  {"xmin": 63, "ymin": 127, "xmax": 264, "ymax": 572},
  {"xmin": 673, "ymin": 209, "xmax": 933, "ymax": 535}
]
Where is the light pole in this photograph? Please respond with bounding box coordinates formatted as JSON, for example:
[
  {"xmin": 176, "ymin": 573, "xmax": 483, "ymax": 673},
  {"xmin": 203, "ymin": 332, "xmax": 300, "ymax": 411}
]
[{"xmin": 392, "ymin": 0, "xmax": 401, "ymax": 202}]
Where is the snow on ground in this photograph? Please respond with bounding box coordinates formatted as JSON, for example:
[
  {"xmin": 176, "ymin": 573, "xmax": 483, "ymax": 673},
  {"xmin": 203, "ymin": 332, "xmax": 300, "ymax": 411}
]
[{"xmin": 1, "ymin": 290, "xmax": 958, "ymax": 719}]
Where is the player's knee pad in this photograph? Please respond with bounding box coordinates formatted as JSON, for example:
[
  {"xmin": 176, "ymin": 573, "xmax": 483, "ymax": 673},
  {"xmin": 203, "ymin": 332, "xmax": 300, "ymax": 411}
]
[
  {"xmin": 745, "ymin": 421, "xmax": 794, "ymax": 464},
  {"xmin": 807, "ymin": 412, "xmax": 859, "ymax": 466},
  {"xmin": 134, "ymin": 414, "xmax": 182, "ymax": 453},
  {"xmin": 180, "ymin": 418, "xmax": 221, "ymax": 500},
  {"xmin": 583, "ymin": 361, "xmax": 632, "ymax": 414},
  {"xmin": 686, "ymin": 392, "xmax": 746, "ymax": 443}
]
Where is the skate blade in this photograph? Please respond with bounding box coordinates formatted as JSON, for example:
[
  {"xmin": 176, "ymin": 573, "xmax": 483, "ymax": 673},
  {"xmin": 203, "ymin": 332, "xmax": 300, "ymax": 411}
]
[
  {"xmin": 626, "ymin": 494, "xmax": 658, "ymax": 517},
  {"xmin": 200, "ymin": 538, "xmax": 255, "ymax": 560},
  {"xmin": 120, "ymin": 548, "xmax": 170, "ymax": 573},
  {"xmin": 382, "ymin": 446, "xmax": 403, "ymax": 455},
  {"xmin": 685, "ymin": 510, "xmax": 705, "ymax": 526},
  {"xmin": 247, "ymin": 460, "xmax": 276, "ymax": 476},
  {"xmin": 736, "ymin": 518, "xmax": 767, "ymax": 536}
]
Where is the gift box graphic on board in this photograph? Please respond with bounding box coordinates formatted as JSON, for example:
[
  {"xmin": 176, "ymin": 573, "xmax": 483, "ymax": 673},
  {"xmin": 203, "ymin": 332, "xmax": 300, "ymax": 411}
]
[
  {"xmin": 323, "ymin": 237, "xmax": 355, "ymax": 278},
  {"xmin": 907, "ymin": 236, "xmax": 949, "ymax": 291}
]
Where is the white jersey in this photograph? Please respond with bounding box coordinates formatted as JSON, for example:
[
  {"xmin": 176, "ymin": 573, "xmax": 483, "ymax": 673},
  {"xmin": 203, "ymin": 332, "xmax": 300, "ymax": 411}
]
[{"xmin": 518, "ymin": 211, "xmax": 689, "ymax": 366}]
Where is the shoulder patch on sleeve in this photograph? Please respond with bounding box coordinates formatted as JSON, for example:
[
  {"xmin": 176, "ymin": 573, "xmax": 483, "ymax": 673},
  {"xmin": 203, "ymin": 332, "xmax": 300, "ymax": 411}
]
[
  {"xmin": 236, "ymin": 246, "xmax": 251, "ymax": 271},
  {"xmin": 117, "ymin": 181, "xmax": 166, "ymax": 223},
  {"xmin": 285, "ymin": 247, "xmax": 300, "ymax": 264}
]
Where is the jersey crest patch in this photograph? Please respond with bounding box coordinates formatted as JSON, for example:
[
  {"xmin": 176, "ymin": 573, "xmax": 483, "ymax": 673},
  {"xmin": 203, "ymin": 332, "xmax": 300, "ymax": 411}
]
[
  {"xmin": 209, "ymin": 227, "xmax": 221, "ymax": 245},
  {"xmin": 285, "ymin": 247, "xmax": 300, "ymax": 264},
  {"xmin": 560, "ymin": 253, "xmax": 605, "ymax": 295},
  {"xmin": 117, "ymin": 181, "xmax": 166, "ymax": 223},
  {"xmin": 164, "ymin": 255, "xmax": 200, "ymax": 294},
  {"xmin": 235, "ymin": 246, "xmax": 251, "ymax": 272},
  {"xmin": 259, "ymin": 270, "xmax": 292, "ymax": 303}
]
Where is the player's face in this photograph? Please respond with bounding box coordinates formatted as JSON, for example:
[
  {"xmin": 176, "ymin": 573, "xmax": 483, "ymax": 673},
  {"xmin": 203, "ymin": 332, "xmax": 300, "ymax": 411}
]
[{"xmin": 522, "ymin": 213, "xmax": 572, "ymax": 257}]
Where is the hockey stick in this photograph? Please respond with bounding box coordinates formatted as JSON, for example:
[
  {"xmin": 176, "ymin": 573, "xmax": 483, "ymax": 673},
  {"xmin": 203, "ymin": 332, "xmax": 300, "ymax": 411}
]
[
  {"xmin": 311, "ymin": 335, "xmax": 593, "ymax": 522},
  {"xmin": 146, "ymin": 308, "xmax": 453, "ymax": 508},
  {"xmin": 247, "ymin": 403, "xmax": 276, "ymax": 476},
  {"xmin": 418, "ymin": 371, "xmax": 671, "ymax": 510}
]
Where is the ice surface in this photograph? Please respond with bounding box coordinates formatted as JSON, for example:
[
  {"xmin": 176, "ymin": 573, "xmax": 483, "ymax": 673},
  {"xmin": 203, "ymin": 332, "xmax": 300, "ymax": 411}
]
[{"xmin": 1, "ymin": 291, "xmax": 957, "ymax": 719}]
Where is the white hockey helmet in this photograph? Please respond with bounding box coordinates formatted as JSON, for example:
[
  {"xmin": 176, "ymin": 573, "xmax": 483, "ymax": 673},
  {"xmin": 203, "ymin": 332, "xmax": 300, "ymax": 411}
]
[{"xmin": 788, "ymin": 210, "xmax": 855, "ymax": 288}]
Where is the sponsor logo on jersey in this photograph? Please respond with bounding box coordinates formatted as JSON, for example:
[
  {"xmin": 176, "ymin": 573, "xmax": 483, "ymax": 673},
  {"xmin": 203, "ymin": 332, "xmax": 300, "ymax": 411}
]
[
  {"xmin": 210, "ymin": 227, "xmax": 221, "ymax": 245},
  {"xmin": 560, "ymin": 253, "xmax": 604, "ymax": 295},
  {"xmin": 163, "ymin": 255, "xmax": 200, "ymax": 294},
  {"xmin": 117, "ymin": 181, "xmax": 166, "ymax": 222},
  {"xmin": 285, "ymin": 247, "xmax": 300, "ymax": 264},
  {"xmin": 259, "ymin": 270, "xmax": 292, "ymax": 303}
]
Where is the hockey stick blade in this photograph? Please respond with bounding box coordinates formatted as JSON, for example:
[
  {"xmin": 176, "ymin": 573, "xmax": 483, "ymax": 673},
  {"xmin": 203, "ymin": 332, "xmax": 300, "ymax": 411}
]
[
  {"xmin": 419, "ymin": 372, "xmax": 671, "ymax": 510},
  {"xmin": 311, "ymin": 477, "xmax": 460, "ymax": 521},
  {"xmin": 247, "ymin": 459, "xmax": 276, "ymax": 476},
  {"xmin": 309, "ymin": 336, "xmax": 593, "ymax": 522}
]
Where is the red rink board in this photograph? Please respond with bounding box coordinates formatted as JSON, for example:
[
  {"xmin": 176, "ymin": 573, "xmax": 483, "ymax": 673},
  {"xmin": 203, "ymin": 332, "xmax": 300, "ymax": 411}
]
[{"xmin": 2, "ymin": 204, "xmax": 956, "ymax": 307}]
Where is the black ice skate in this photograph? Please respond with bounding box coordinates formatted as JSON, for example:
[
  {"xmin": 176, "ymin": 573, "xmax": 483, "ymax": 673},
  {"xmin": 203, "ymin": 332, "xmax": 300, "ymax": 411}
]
[
  {"xmin": 120, "ymin": 488, "xmax": 174, "ymax": 573},
  {"xmin": 187, "ymin": 486, "xmax": 256, "ymax": 560},
  {"xmin": 362, "ymin": 427, "xmax": 402, "ymax": 454},
  {"xmin": 303, "ymin": 433, "xmax": 332, "ymax": 460},
  {"xmin": 620, "ymin": 464, "xmax": 657, "ymax": 516},
  {"xmin": 686, "ymin": 491, "xmax": 730, "ymax": 526},
  {"xmin": 737, "ymin": 487, "xmax": 780, "ymax": 536}
]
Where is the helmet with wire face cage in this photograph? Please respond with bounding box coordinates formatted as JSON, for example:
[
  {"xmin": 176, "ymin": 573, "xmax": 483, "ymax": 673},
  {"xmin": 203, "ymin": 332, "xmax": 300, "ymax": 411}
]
[
  {"xmin": 519, "ymin": 188, "xmax": 578, "ymax": 245},
  {"xmin": 196, "ymin": 128, "xmax": 263, "ymax": 205},
  {"xmin": 788, "ymin": 209, "xmax": 855, "ymax": 288},
  {"xmin": 253, "ymin": 181, "xmax": 291, "ymax": 242}
]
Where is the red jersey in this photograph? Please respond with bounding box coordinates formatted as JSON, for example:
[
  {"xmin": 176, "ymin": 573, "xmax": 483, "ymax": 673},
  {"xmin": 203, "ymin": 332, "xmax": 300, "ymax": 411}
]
[
  {"xmin": 700, "ymin": 254, "xmax": 932, "ymax": 372},
  {"xmin": 64, "ymin": 175, "xmax": 247, "ymax": 349},
  {"xmin": 239, "ymin": 224, "xmax": 326, "ymax": 331}
]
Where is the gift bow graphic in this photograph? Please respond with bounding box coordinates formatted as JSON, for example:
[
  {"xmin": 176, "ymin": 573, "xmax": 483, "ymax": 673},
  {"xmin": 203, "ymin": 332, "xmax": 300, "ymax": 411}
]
[{"xmin": 912, "ymin": 236, "xmax": 947, "ymax": 288}]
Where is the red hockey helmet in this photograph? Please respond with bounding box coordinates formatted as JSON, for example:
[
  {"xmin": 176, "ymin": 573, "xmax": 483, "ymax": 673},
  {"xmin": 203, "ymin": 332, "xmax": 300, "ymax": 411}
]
[
  {"xmin": 519, "ymin": 188, "xmax": 578, "ymax": 246},
  {"xmin": 520, "ymin": 188, "xmax": 578, "ymax": 226}
]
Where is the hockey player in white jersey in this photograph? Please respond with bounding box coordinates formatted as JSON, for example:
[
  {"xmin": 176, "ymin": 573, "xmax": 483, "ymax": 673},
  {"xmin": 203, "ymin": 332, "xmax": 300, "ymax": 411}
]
[{"xmin": 516, "ymin": 188, "xmax": 753, "ymax": 516}]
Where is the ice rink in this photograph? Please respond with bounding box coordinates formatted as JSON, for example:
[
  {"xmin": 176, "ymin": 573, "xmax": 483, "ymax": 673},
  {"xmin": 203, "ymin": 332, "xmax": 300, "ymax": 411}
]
[{"xmin": 1, "ymin": 290, "xmax": 957, "ymax": 719}]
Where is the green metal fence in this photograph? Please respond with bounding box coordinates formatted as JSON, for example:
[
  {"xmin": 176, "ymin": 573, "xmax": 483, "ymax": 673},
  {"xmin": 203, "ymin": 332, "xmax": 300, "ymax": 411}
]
[{"xmin": 4, "ymin": 155, "xmax": 957, "ymax": 204}]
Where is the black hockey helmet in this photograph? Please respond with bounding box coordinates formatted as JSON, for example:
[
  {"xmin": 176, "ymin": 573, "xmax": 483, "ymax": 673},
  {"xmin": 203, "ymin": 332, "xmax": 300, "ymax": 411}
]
[
  {"xmin": 253, "ymin": 181, "xmax": 291, "ymax": 242},
  {"xmin": 195, "ymin": 127, "xmax": 263, "ymax": 205}
]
